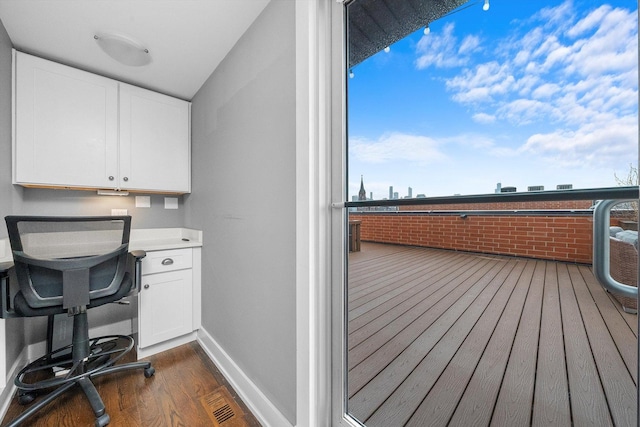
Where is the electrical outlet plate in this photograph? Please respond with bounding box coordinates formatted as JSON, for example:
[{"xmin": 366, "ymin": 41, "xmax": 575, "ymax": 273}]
[
  {"xmin": 164, "ymin": 197, "xmax": 178, "ymax": 209},
  {"xmin": 135, "ymin": 196, "xmax": 151, "ymax": 208},
  {"xmin": 111, "ymin": 208, "xmax": 128, "ymax": 216}
]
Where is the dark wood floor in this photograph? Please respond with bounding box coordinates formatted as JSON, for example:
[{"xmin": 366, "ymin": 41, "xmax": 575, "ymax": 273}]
[
  {"xmin": 348, "ymin": 243, "xmax": 638, "ymax": 427},
  {"xmin": 1, "ymin": 341, "xmax": 261, "ymax": 427}
]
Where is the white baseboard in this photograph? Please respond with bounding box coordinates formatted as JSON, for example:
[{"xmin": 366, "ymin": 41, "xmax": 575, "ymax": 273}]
[
  {"xmin": 136, "ymin": 331, "xmax": 196, "ymax": 360},
  {"xmin": 197, "ymin": 327, "xmax": 292, "ymax": 427},
  {"xmin": 0, "ymin": 347, "xmax": 28, "ymax": 424}
]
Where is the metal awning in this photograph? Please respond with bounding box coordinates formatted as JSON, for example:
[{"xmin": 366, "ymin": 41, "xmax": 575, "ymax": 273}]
[{"xmin": 347, "ymin": 0, "xmax": 471, "ymax": 68}]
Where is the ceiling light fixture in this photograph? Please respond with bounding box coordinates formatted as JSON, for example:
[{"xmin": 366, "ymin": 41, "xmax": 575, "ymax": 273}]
[
  {"xmin": 384, "ymin": 46, "xmax": 390, "ymax": 53},
  {"xmin": 94, "ymin": 33, "xmax": 151, "ymax": 66},
  {"xmin": 424, "ymin": 25, "xmax": 430, "ymax": 35},
  {"xmin": 483, "ymin": 0, "xmax": 490, "ymax": 11}
]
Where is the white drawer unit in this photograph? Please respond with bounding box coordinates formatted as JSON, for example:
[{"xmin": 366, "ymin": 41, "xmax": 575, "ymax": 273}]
[
  {"xmin": 137, "ymin": 246, "xmax": 201, "ymax": 358},
  {"xmin": 141, "ymin": 248, "xmax": 192, "ymax": 275}
]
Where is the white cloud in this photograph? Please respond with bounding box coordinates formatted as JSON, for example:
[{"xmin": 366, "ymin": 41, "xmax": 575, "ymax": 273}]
[
  {"xmin": 532, "ymin": 83, "xmax": 561, "ymax": 99},
  {"xmin": 415, "ymin": 23, "xmax": 470, "ymax": 69},
  {"xmin": 567, "ymin": 4, "xmax": 611, "ymax": 37},
  {"xmin": 472, "ymin": 113, "xmax": 496, "ymax": 124},
  {"xmin": 446, "ymin": 62, "xmax": 516, "ymax": 103},
  {"xmin": 349, "ymin": 133, "xmax": 447, "ymax": 165},
  {"xmin": 425, "ymin": 0, "xmax": 638, "ymax": 168},
  {"xmin": 459, "ymin": 35, "xmax": 481, "ymax": 55},
  {"xmin": 522, "ymin": 115, "xmax": 637, "ymax": 168}
]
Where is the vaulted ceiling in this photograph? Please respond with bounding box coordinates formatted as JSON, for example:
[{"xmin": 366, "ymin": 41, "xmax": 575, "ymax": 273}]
[{"xmin": 0, "ymin": 0, "xmax": 270, "ymax": 100}]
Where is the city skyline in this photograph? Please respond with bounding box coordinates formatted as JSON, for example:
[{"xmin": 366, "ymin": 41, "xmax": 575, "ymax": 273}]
[
  {"xmin": 347, "ymin": 0, "xmax": 638, "ymax": 201},
  {"xmin": 352, "ymin": 177, "xmax": 577, "ymax": 201}
]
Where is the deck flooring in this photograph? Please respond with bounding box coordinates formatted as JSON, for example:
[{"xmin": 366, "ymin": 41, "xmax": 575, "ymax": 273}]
[{"xmin": 348, "ymin": 243, "xmax": 638, "ymax": 427}]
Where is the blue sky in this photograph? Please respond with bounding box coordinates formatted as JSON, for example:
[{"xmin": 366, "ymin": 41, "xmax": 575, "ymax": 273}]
[{"xmin": 347, "ymin": 0, "xmax": 638, "ymax": 200}]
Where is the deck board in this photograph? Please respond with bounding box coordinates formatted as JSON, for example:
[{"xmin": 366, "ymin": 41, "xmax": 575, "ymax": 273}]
[
  {"xmin": 449, "ymin": 259, "xmax": 536, "ymax": 427},
  {"xmin": 348, "ymin": 243, "xmax": 637, "ymax": 427},
  {"xmin": 558, "ymin": 263, "xmax": 612, "ymax": 426},
  {"xmin": 532, "ymin": 262, "xmax": 571, "ymax": 426}
]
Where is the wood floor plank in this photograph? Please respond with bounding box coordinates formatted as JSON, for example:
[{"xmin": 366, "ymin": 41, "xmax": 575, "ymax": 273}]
[
  {"xmin": 570, "ymin": 265, "xmax": 637, "ymax": 426},
  {"xmin": 349, "ymin": 249, "xmax": 429, "ymax": 295},
  {"xmin": 405, "ymin": 260, "xmax": 528, "ymax": 427},
  {"xmin": 532, "ymin": 262, "xmax": 571, "ymax": 427},
  {"xmin": 580, "ymin": 265, "xmax": 638, "ymax": 337},
  {"xmin": 490, "ymin": 261, "xmax": 545, "ymax": 426},
  {"xmin": 347, "ymin": 257, "xmax": 500, "ymax": 394},
  {"xmin": 557, "ymin": 263, "xmax": 612, "ymax": 426},
  {"xmin": 1, "ymin": 342, "xmax": 260, "ymax": 427},
  {"xmin": 351, "ymin": 260, "xmax": 516, "ymax": 425},
  {"xmin": 348, "ymin": 255, "xmax": 486, "ymax": 349},
  {"xmin": 577, "ymin": 264, "xmax": 638, "ymax": 384},
  {"xmin": 349, "ymin": 251, "xmax": 469, "ymax": 320},
  {"xmin": 347, "ymin": 244, "xmax": 637, "ymax": 427},
  {"xmin": 348, "ymin": 256, "xmax": 495, "ymax": 371},
  {"xmin": 448, "ymin": 259, "xmax": 535, "ymax": 427}
]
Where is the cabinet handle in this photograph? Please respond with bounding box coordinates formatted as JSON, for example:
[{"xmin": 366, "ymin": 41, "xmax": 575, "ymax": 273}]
[
  {"xmin": 123, "ymin": 177, "xmax": 129, "ymax": 182},
  {"xmin": 161, "ymin": 258, "xmax": 174, "ymax": 266},
  {"xmin": 144, "ymin": 284, "xmax": 149, "ymax": 289},
  {"xmin": 108, "ymin": 176, "xmax": 114, "ymax": 181}
]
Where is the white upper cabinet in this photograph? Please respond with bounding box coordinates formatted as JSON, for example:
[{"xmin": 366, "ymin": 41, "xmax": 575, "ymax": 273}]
[
  {"xmin": 13, "ymin": 51, "xmax": 191, "ymax": 194},
  {"xmin": 14, "ymin": 52, "xmax": 119, "ymax": 189},
  {"xmin": 119, "ymin": 83, "xmax": 190, "ymax": 193}
]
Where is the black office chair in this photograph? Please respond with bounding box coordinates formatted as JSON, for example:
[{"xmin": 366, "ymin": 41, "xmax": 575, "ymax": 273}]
[{"xmin": 0, "ymin": 216, "xmax": 154, "ymax": 427}]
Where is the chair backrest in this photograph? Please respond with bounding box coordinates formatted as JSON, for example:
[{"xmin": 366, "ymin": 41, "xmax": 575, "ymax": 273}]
[{"xmin": 5, "ymin": 216, "xmax": 131, "ymax": 310}]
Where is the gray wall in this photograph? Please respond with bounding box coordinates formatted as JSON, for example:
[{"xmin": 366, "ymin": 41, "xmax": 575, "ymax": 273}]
[
  {"xmin": 0, "ymin": 17, "xmax": 24, "ymax": 383},
  {"xmin": 0, "ymin": 17, "xmax": 19, "ymax": 237},
  {"xmin": 188, "ymin": 1, "xmax": 297, "ymax": 423},
  {"xmin": 18, "ymin": 189, "xmax": 186, "ymax": 230}
]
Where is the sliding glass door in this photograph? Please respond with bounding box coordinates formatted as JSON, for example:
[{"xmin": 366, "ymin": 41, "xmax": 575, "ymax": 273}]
[{"xmin": 333, "ymin": 1, "xmax": 639, "ymax": 426}]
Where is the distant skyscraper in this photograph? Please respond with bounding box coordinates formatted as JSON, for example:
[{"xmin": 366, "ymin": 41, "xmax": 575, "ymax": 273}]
[
  {"xmin": 389, "ymin": 186, "xmax": 393, "ymax": 200},
  {"xmin": 369, "ymin": 192, "xmax": 373, "ymax": 200},
  {"xmin": 408, "ymin": 187, "xmax": 412, "ymax": 198},
  {"xmin": 393, "ymin": 192, "xmax": 399, "ymax": 199},
  {"xmin": 358, "ymin": 175, "xmax": 366, "ymax": 201}
]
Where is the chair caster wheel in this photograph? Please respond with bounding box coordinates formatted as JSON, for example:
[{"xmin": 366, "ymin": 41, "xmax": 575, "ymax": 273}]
[
  {"xmin": 144, "ymin": 366, "xmax": 155, "ymax": 378},
  {"xmin": 95, "ymin": 413, "xmax": 110, "ymax": 427},
  {"xmin": 18, "ymin": 392, "xmax": 36, "ymax": 405}
]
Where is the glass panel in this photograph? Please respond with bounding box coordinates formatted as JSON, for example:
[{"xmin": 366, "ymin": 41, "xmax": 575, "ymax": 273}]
[{"xmin": 344, "ymin": 1, "xmax": 638, "ymax": 425}]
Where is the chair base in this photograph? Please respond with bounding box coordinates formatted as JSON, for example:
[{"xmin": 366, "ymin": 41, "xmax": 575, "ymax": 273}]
[{"xmin": 6, "ymin": 334, "xmax": 154, "ymax": 427}]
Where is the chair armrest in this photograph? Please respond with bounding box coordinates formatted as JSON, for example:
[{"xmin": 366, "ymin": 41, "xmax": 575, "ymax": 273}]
[
  {"xmin": 129, "ymin": 250, "xmax": 147, "ymax": 294},
  {"xmin": 0, "ymin": 262, "xmax": 17, "ymax": 319},
  {"xmin": 130, "ymin": 250, "xmax": 147, "ymax": 260}
]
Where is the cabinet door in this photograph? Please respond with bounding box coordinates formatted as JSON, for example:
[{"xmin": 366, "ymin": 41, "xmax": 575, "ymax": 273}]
[
  {"xmin": 119, "ymin": 83, "xmax": 191, "ymax": 193},
  {"xmin": 14, "ymin": 52, "xmax": 119, "ymax": 188},
  {"xmin": 138, "ymin": 269, "xmax": 193, "ymax": 348}
]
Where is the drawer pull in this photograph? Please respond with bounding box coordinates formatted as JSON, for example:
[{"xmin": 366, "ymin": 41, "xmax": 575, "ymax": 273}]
[{"xmin": 161, "ymin": 258, "xmax": 174, "ymax": 266}]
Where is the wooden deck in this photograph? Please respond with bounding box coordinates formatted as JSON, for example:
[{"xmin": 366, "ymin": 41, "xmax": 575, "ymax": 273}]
[{"xmin": 348, "ymin": 242, "xmax": 638, "ymax": 427}]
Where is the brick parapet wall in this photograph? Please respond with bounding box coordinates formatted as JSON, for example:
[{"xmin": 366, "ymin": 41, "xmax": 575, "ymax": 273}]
[{"xmin": 349, "ymin": 212, "xmax": 597, "ymax": 264}]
